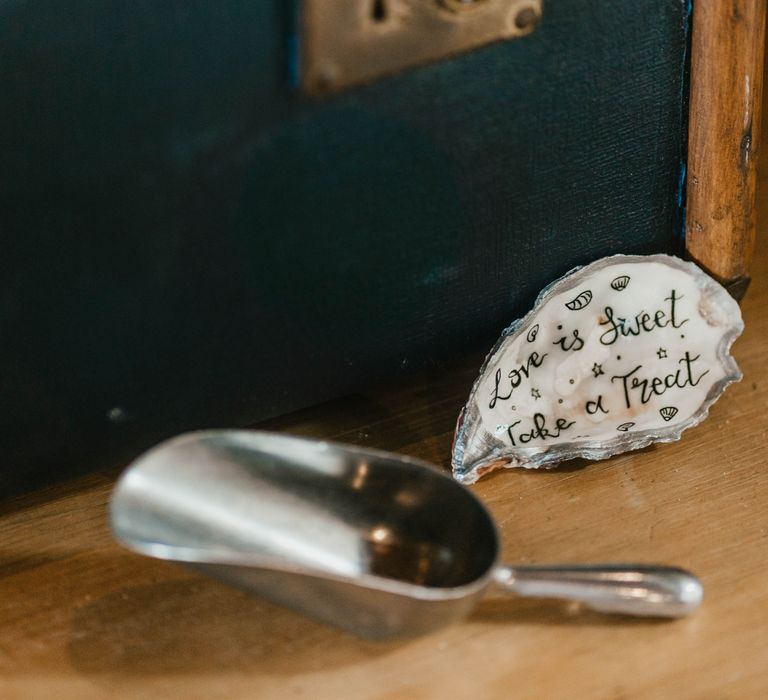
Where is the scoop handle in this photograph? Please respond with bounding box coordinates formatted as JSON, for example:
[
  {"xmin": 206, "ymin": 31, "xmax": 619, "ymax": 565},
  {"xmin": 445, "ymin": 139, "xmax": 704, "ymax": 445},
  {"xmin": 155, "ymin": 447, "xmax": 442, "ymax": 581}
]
[{"xmin": 492, "ymin": 564, "xmax": 702, "ymax": 618}]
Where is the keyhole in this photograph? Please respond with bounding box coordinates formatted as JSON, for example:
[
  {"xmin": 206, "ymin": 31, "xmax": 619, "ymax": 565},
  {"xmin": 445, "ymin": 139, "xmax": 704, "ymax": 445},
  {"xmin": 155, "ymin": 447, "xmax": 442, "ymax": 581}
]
[{"xmin": 371, "ymin": 0, "xmax": 387, "ymax": 22}]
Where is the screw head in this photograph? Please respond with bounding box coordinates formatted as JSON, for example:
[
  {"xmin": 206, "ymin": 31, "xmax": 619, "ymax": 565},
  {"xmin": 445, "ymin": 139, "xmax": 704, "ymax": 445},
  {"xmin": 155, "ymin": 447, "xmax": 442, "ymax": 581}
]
[{"xmin": 514, "ymin": 6, "xmax": 540, "ymax": 30}]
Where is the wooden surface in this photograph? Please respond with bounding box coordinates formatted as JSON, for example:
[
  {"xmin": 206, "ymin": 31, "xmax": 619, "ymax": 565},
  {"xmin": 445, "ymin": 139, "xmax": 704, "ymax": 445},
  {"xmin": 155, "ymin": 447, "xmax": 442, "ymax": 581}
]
[
  {"xmin": 3, "ymin": 88, "xmax": 768, "ymax": 700},
  {"xmin": 686, "ymin": 0, "xmax": 766, "ymax": 288}
]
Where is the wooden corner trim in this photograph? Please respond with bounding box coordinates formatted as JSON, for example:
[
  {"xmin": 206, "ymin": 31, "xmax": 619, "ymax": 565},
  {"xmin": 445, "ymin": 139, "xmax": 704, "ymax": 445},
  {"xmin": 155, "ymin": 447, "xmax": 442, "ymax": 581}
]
[{"xmin": 685, "ymin": 0, "xmax": 767, "ymax": 288}]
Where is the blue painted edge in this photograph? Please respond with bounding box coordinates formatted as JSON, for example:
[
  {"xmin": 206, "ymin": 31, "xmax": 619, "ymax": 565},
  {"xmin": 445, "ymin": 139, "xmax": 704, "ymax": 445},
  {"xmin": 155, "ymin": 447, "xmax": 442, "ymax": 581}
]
[
  {"xmin": 677, "ymin": 0, "xmax": 693, "ymax": 251},
  {"xmin": 284, "ymin": 0, "xmax": 301, "ymax": 89}
]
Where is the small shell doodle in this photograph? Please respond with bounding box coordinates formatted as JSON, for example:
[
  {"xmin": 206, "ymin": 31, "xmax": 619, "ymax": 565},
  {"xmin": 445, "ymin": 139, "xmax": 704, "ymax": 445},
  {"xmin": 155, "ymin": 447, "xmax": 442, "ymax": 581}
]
[
  {"xmin": 451, "ymin": 254, "xmax": 744, "ymax": 484},
  {"xmin": 610, "ymin": 275, "xmax": 631, "ymax": 291},
  {"xmin": 659, "ymin": 406, "xmax": 679, "ymax": 422},
  {"xmin": 564, "ymin": 289, "xmax": 593, "ymax": 311}
]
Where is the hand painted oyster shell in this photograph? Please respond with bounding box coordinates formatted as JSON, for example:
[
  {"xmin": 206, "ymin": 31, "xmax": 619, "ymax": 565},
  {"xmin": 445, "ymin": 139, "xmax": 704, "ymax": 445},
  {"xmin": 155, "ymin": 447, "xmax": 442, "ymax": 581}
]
[{"xmin": 452, "ymin": 254, "xmax": 743, "ymax": 484}]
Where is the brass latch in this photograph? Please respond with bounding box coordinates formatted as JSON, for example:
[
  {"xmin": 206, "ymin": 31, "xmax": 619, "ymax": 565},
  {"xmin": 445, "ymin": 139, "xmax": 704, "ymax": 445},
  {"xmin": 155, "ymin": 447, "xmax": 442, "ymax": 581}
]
[{"xmin": 301, "ymin": 0, "xmax": 542, "ymax": 95}]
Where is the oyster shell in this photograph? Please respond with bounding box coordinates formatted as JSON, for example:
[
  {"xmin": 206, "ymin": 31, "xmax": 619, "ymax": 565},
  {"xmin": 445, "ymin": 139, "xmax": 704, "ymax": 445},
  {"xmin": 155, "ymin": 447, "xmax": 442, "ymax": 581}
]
[{"xmin": 452, "ymin": 254, "xmax": 743, "ymax": 484}]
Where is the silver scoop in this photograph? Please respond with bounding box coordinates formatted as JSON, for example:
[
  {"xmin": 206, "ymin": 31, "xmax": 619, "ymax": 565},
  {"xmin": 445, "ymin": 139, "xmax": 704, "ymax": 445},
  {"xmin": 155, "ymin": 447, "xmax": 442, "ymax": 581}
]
[{"xmin": 110, "ymin": 430, "xmax": 702, "ymax": 640}]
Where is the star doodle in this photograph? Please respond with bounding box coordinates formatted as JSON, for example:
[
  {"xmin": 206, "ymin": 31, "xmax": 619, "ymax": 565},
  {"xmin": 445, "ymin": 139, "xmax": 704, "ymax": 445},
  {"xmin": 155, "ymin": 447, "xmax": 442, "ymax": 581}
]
[
  {"xmin": 657, "ymin": 347, "xmax": 668, "ymax": 359},
  {"xmin": 591, "ymin": 362, "xmax": 604, "ymax": 378},
  {"xmin": 531, "ymin": 388, "xmax": 541, "ymax": 400}
]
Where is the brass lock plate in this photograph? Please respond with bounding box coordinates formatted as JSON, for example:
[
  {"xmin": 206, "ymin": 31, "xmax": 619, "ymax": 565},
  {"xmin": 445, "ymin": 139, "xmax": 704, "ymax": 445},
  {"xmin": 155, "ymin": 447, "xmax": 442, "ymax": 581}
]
[{"xmin": 301, "ymin": 0, "xmax": 543, "ymax": 95}]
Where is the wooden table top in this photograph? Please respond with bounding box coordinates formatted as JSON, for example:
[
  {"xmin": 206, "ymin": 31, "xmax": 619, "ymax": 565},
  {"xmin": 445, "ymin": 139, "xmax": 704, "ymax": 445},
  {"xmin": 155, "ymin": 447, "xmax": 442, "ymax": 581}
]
[{"xmin": 3, "ymin": 139, "xmax": 767, "ymax": 700}]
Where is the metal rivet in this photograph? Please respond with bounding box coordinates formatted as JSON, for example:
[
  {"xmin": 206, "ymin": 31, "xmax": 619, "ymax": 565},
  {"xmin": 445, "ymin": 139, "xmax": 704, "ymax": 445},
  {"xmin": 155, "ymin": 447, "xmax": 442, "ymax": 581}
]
[{"xmin": 514, "ymin": 6, "xmax": 539, "ymax": 30}]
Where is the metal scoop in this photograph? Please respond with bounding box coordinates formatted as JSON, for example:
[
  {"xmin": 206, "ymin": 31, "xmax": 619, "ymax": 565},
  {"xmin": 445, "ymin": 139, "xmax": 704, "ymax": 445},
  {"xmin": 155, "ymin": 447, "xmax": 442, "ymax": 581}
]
[{"xmin": 110, "ymin": 430, "xmax": 702, "ymax": 640}]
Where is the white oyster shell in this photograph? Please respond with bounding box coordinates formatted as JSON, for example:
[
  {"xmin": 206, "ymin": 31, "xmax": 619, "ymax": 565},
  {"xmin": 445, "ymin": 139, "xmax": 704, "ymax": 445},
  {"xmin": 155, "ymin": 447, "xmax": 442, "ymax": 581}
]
[{"xmin": 452, "ymin": 254, "xmax": 743, "ymax": 484}]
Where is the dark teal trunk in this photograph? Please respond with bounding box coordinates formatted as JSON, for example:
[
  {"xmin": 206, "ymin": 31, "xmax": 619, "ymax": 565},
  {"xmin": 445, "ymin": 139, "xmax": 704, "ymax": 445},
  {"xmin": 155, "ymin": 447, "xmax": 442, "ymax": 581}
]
[{"xmin": 0, "ymin": 1, "xmax": 690, "ymax": 493}]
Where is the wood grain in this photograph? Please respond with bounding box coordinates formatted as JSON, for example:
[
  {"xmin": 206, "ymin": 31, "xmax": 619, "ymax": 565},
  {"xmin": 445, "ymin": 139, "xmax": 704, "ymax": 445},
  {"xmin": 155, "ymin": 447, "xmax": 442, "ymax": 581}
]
[
  {"xmin": 2, "ymin": 56, "xmax": 768, "ymax": 700},
  {"xmin": 686, "ymin": 0, "xmax": 767, "ymax": 288}
]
